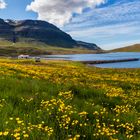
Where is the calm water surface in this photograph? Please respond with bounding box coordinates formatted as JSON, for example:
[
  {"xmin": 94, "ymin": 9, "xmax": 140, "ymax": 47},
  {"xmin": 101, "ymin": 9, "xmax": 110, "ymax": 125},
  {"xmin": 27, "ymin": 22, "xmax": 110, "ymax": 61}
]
[{"xmin": 43, "ymin": 52, "xmax": 140, "ymax": 68}]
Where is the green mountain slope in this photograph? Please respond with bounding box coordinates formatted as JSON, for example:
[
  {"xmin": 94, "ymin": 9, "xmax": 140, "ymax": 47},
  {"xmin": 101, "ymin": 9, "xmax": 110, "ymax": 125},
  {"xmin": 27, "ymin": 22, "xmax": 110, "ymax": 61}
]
[
  {"xmin": 111, "ymin": 44, "xmax": 140, "ymax": 52},
  {"xmin": 0, "ymin": 18, "xmax": 101, "ymax": 51},
  {"xmin": 0, "ymin": 40, "xmax": 101, "ymax": 56}
]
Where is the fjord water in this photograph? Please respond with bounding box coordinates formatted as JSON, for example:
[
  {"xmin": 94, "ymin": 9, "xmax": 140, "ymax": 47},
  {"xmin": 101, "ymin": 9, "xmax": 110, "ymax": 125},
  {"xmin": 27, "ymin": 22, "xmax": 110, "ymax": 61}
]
[{"xmin": 45, "ymin": 52, "xmax": 140, "ymax": 68}]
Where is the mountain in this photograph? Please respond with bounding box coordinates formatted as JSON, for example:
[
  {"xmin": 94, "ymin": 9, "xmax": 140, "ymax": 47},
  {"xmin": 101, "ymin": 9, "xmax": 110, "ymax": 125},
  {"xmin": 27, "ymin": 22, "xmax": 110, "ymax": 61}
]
[
  {"xmin": 111, "ymin": 44, "xmax": 140, "ymax": 52},
  {"xmin": 1, "ymin": 19, "xmax": 76, "ymax": 48},
  {"xmin": 77, "ymin": 41, "xmax": 101, "ymax": 50},
  {"xmin": 0, "ymin": 18, "xmax": 101, "ymax": 50}
]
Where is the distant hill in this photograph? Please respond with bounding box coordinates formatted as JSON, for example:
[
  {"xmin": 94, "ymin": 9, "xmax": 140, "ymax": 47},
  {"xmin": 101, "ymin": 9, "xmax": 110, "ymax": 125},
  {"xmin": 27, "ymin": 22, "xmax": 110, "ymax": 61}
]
[
  {"xmin": 0, "ymin": 40, "xmax": 102, "ymax": 56},
  {"xmin": 0, "ymin": 18, "xmax": 101, "ymax": 51},
  {"xmin": 111, "ymin": 44, "xmax": 140, "ymax": 52}
]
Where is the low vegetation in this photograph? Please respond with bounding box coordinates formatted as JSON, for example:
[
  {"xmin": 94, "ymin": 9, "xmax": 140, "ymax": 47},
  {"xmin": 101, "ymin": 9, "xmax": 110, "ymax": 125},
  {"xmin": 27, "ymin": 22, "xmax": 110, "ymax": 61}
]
[
  {"xmin": 111, "ymin": 44, "xmax": 140, "ymax": 52},
  {"xmin": 0, "ymin": 58, "xmax": 140, "ymax": 140},
  {"xmin": 0, "ymin": 40, "xmax": 99, "ymax": 56}
]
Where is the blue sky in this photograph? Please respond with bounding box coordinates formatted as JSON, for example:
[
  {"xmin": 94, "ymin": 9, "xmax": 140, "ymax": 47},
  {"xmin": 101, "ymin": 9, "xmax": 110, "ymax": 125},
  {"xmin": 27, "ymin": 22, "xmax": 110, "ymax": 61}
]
[
  {"xmin": 0, "ymin": 0, "xmax": 37, "ymax": 20},
  {"xmin": 0, "ymin": 0, "xmax": 140, "ymax": 50}
]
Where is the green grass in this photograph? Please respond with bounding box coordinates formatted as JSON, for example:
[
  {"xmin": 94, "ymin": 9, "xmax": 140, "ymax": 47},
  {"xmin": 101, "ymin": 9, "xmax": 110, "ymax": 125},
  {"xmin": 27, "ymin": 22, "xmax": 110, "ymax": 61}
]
[
  {"xmin": 0, "ymin": 40, "xmax": 99, "ymax": 56},
  {"xmin": 110, "ymin": 44, "xmax": 140, "ymax": 52},
  {"xmin": 0, "ymin": 59, "xmax": 139, "ymax": 139}
]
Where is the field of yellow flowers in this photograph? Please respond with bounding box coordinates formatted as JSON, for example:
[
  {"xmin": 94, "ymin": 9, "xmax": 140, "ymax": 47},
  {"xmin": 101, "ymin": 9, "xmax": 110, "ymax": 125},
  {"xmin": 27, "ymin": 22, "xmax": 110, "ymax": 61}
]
[{"xmin": 0, "ymin": 58, "xmax": 140, "ymax": 140}]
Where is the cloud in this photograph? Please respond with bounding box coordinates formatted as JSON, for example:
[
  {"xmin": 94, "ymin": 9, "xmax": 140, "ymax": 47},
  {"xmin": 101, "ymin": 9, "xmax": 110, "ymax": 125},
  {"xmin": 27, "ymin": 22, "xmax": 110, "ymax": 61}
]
[
  {"xmin": 63, "ymin": 0, "xmax": 140, "ymax": 49},
  {"xmin": 26, "ymin": 0, "xmax": 106, "ymax": 26},
  {"xmin": 68, "ymin": 22, "xmax": 140, "ymax": 39},
  {"xmin": 0, "ymin": 0, "xmax": 6, "ymax": 9},
  {"xmin": 67, "ymin": 21, "xmax": 140, "ymax": 49},
  {"xmin": 64, "ymin": 0, "xmax": 140, "ymax": 31}
]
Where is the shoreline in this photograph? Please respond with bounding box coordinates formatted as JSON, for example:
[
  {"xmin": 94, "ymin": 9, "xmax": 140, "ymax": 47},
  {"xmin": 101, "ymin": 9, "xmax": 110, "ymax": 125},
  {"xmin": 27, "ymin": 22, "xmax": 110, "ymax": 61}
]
[{"xmin": 79, "ymin": 58, "xmax": 139, "ymax": 64}]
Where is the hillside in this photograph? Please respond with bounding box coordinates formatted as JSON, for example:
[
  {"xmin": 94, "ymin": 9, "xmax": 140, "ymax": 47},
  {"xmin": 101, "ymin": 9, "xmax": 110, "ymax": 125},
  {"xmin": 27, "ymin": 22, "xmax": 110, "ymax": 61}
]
[
  {"xmin": 0, "ymin": 18, "xmax": 101, "ymax": 51},
  {"xmin": 111, "ymin": 44, "xmax": 140, "ymax": 52},
  {"xmin": 0, "ymin": 40, "xmax": 102, "ymax": 56}
]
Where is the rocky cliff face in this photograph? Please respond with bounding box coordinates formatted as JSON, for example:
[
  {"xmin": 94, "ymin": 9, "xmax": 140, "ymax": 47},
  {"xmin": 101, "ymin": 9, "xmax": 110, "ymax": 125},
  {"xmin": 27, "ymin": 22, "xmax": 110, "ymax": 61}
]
[{"xmin": 0, "ymin": 18, "xmax": 101, "ymax": 50}]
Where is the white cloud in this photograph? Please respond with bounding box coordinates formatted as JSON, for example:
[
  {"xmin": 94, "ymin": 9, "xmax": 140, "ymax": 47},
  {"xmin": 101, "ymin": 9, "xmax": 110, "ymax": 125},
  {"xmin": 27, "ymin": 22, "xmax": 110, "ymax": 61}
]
[
  {"xmin": 64, "ymin": 0, "xmax": 140, "ymax": 31},
  {"xmin": 62, "ymin": 0, "xmax": 140, "ymax": 49},
  {"xmin": 0, "ymin": 0, "xmax": 6, "ymax": 9},
  {"xmin": 26, "ymin": 0, "xmax": 105, "ymax": 26},
  {"xmin": 67, "ymin": 21, "xmax": 140, "ymax": 49},
  {"xmin": 68, "ymin": 22, "xmax": 140, "ymax": 38}
]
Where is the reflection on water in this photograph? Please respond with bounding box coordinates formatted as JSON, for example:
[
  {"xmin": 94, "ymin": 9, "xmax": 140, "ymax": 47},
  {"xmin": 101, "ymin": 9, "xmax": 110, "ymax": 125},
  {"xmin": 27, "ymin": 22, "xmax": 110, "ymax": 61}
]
[{"xmin": 42, "ymin": 52, "xmax": 140, "ymax": 68}]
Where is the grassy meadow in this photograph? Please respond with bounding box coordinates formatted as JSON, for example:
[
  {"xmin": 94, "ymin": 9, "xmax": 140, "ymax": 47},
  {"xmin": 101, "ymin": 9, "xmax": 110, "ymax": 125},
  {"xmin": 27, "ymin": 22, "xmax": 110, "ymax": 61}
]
[
  {"xmin": 110, "ymin": 44, "xmax": 140, "ymax": 52},
  {"xmin": 0, "ymin": 58, "xmax": 140, "ymax": 140},
  {"xmin": 0, "ymin": 41, "xmax": 99, "ymax": 56}
]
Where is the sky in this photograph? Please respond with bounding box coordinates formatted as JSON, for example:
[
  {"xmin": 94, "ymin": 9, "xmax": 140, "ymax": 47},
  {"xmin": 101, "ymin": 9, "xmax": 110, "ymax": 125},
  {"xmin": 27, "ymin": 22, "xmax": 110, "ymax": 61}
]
[{"xmin": 0, "ymin": 0, "xmax": 140, "ymax": 50}]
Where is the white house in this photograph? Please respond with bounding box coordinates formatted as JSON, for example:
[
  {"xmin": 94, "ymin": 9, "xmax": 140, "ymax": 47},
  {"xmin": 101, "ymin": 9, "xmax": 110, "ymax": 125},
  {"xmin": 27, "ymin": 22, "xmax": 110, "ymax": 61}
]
[{"xmin": 18, "ymin": 55, "xmax": 30, "ymax": 59}]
